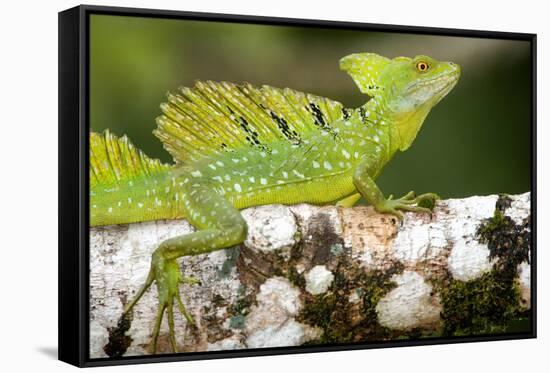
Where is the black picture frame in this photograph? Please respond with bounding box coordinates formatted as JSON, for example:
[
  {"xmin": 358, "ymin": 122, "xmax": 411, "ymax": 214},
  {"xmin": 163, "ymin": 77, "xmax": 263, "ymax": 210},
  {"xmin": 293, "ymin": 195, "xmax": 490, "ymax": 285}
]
[{"xmin": 58, "ymin": 4, "xmax": 537, "ymax": 367}]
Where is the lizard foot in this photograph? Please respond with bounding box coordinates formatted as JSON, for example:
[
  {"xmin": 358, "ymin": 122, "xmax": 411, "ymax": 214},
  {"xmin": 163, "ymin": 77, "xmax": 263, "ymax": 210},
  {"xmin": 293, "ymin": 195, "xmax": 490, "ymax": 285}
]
[
  {"xmin": 123, "ymin": 253, "xmax": 200, "ymax": 354},
  {"xmin": 375, "ymin": 191, "xmax": 440, "ymax": 220}
]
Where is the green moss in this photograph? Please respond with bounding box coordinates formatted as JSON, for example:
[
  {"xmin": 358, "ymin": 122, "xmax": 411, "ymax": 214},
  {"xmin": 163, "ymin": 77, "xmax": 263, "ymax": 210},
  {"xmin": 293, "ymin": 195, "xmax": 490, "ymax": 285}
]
[
  {"xmin": 504, "ymin": 315, "xmax": 531, "ymax": 333},
  {"xmin": 222, "ymin": 287, "xmax": 256, "ymax": 330},
  {"xmin": 440, "ymin": 195, "xmax": 532, "ymax": 336},
  {"xmin": 417, "ymin": 195, "xmax": 437, "ymax": 210},
  {"xmin": 293, "ymin": 230, "xmax": 302, "ymax": 244},
  {"xmin": 287, "ymin": 267, "xmax": 306, "ymax": 288},
  {"xmin": 103, "ymin": 313, "xmax": 133, "ymax": 357},
  {"xmin": 226, "ymin": 288, "xmax": 255, "ymax": 328},
  {"xmin": 301, "ymin": 292, "xmax": 352, "ymax": 343},
  {"xmin": 330, "ymin": 243, "xmax": 344, "ymax": 256},
  {"xmin": 299, "ymin": 269, "xmax": 357, "ymax": 344},
  {"xmin": 477, "ymin": 206, "xmax": 506, "ymax": 236},
  {"xmin": 229, "ymin": 315, "xmax": 246, "ymax": 329},
  {"xmin": 218, "ymin": 247, "xmax": 240, "ymax": 278},
  {"xmin": 440, "ymin": 270, "xmax": 522, "ymax": 336},
  {"xmin": 360, "ymin": 263, "xmax": 404, "ymax": 336},
  {"xmin": 399, "ymin": 328, "xmax": 442, "ymax": 340},
  {"xmin": 229, "ymin": 294, "xmax": 254, "ymax": 316},
  {"xmin": 299, "ymin": 261, "xmax": 403, "ymax": 344},
  {"xmin": 477, "ymin": 195, "xmax": 530, "ymax": 275},
  {"xmin": 211, "ymin": 293, "xmax": 226, "ymax": 308}
]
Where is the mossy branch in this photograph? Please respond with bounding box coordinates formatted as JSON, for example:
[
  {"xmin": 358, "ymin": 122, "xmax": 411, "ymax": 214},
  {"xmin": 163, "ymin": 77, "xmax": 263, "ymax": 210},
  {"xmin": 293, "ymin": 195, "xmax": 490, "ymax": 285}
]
[{"xmin": 89, "ymin": 192, "xmax": 531, "ymax": 358}]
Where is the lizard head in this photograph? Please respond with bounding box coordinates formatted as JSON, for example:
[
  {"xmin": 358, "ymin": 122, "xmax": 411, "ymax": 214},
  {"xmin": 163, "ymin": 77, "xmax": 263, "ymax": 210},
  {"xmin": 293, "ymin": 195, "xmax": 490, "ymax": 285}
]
[{"xmin": 340, "ymin": 53, "xmax": 461, "ymax": 150}]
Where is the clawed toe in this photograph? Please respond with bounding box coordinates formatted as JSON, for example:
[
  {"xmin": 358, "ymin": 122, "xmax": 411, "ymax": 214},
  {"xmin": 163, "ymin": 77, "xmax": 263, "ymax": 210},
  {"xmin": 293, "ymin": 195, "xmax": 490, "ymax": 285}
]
[
  {"xmin": 122, "ymin": 257, "xmax": 200, "ymax": 355},
  {"xmin": 150, "ymin": 292, "xmax": 197, "ymax": 354},
  {"xmin": 397, "ymin": 204, "xmax": 432, "ymax": 214},
  {"xmin": 181, "ymin": 276, "xmax": 201, "ymax": 286},
  {"xmin": 176, "ymin": 291, "xmax": 196, "ymax": 326},
  {"xmin": 399, "ymin": 190, "xmax": 417, "ymax": 200},
  {"xmin": 376, "ymin": 191, "xmax": 439, "ymax": 219}
]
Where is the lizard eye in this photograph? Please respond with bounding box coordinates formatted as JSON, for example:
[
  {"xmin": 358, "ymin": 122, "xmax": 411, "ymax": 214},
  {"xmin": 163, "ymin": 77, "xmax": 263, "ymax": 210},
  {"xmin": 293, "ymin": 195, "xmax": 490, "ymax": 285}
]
[{"xmin": 416, "ymin": 61, "xmax": 430, "ymax": 72}]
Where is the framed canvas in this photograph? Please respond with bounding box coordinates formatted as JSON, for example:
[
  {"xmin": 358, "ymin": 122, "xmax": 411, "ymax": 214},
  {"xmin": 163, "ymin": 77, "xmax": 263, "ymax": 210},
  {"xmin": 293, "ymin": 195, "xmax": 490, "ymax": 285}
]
[{"xmin": 58, "ymin": 4, "xmax": 537, "ymax": 367}]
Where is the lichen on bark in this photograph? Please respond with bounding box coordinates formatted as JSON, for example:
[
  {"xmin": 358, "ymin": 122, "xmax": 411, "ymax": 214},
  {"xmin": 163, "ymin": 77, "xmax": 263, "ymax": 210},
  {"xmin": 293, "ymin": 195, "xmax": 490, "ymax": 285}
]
[
  {"xmin": 89, "ymin": 193, "xmax": 532, "ymax": 357},
  {"xmin": 439, "ymin": 194, "xmax": 532, "ymax": 336}
]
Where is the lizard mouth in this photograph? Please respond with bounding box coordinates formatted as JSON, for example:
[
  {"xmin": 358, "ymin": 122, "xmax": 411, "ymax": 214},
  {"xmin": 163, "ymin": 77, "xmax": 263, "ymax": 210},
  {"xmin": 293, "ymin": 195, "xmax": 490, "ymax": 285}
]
[
  {"xmin": 405, "ymin": 68, "xmax": 461, "ymax": 104},
  {"xmin": 432, "ymin": 70, "xmax": 460, "ymax": 103},
  {"xmin": 413, "ymin": 70, "xmax": 459, "ymax": 91}
]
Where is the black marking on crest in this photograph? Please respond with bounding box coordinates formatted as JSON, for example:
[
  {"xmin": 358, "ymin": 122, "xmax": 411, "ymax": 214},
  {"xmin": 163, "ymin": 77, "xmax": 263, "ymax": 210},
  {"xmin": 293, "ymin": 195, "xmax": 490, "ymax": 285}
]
[
  {"xmin": 239, "ymin": 116, "xmax": 259, "ymax": 145},
  {"xmin": 270, "ymin": 111, "xmax": 302, "ymax": 144},
  {"xmin": 306, "ymin": 102, "xmax": 338, "ymax": 138},
  {"xmin": 342, "ymin": 108, "xmax": 351, "ymax": 120},
  {"xmin": 238, "ymin": 115, "xmax": 270, "ymax": 152},
  {"xmin": 359, "ymin": 107, "xmax": 368, "ymax": 123},
  {"xmin": 308, "ymin": 103, "xmax": 327, "ymax": 128}
]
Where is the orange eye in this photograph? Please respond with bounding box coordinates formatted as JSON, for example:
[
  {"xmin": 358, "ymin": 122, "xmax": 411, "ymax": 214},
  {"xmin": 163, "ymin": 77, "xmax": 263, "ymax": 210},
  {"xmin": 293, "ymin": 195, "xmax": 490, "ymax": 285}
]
[{"xmin": 416, "ymin": 61, "xmax": 429, "ymax": 72}]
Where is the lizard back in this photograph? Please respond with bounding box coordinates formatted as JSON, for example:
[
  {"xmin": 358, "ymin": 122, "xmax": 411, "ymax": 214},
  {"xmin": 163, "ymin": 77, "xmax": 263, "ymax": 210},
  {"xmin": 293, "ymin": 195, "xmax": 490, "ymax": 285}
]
[
  {"xmin": 90, "ymin": 80, "xmax": 388, "ymax": 225},
  {"xmin": 154, "ymin": 80, "xmax": 348, "ymax": 165}
]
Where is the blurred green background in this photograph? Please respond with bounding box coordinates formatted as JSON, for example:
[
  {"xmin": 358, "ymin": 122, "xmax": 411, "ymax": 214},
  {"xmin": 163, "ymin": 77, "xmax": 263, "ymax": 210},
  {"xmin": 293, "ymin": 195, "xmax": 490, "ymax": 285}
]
[{"xmin": 90, "ymin": 15, "xmax": 532, "ymax": 199}]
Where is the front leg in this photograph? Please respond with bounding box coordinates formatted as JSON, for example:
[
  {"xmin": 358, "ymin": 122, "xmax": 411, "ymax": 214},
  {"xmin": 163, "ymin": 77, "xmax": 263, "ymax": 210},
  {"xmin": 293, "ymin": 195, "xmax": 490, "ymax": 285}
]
[
  {"xmin": 353, "ymin": 156, "xmax": 438, "ymax": 219},
  {"xmin": 123, "ymin": 184, "xmax": 247, "ymax": 354}
]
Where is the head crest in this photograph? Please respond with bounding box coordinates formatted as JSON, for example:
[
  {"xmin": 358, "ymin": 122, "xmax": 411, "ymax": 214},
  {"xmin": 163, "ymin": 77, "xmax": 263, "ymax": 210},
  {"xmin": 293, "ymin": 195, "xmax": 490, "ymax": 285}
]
[{"xmin": 339, "ymin": 53, "xmax": 391, "ymax": 96}]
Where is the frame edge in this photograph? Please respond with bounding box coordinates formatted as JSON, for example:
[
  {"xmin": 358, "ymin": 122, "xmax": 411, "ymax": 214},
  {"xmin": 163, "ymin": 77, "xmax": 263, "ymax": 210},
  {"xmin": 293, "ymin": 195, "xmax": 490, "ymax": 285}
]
[
  {"xmin": 63, "ymin": 4, "xmax": 537, "ymax": 367},
  {"xmin": 58, "ymin": 5, "xmax": 85, "ymax": 367}
]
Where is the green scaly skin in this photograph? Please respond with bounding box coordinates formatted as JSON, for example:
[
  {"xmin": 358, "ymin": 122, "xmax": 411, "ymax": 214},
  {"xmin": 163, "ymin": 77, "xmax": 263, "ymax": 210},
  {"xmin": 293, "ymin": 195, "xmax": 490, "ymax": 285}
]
[{"xmin": 90, "ymin": 53, "xmax": 460, "ymax": 354}]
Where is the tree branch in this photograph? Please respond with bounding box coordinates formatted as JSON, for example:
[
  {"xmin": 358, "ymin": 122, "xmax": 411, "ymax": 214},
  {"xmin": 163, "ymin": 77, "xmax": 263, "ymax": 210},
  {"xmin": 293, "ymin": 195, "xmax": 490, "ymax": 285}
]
[{"xmin": 89, "ymin": 192, "xmax": 531, "ymax": 358}]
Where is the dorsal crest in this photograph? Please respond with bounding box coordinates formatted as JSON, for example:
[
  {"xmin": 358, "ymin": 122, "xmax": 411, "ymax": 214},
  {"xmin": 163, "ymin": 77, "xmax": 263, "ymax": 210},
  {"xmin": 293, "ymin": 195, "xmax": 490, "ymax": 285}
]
[
  {"xmin": 154, "ymin": 81, "xmax": 346, "ymax": 165},
  {"xmin": 90, "ymin": 130, "xmax": 169, "ymax": 188}
]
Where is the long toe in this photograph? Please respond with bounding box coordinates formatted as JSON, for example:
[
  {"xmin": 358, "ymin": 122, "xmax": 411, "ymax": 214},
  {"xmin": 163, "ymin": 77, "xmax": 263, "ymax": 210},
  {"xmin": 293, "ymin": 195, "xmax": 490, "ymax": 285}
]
[{"xmin": 167, "ymin": 303, "xmax": 178, "ymax": 353}]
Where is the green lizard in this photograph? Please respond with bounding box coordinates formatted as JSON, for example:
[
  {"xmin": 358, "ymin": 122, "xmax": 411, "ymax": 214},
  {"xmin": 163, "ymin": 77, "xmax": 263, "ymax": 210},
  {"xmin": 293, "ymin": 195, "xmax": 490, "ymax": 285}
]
[{"xmin": 90, "ymin": 52, "xmax": 460, "ymax": 353}]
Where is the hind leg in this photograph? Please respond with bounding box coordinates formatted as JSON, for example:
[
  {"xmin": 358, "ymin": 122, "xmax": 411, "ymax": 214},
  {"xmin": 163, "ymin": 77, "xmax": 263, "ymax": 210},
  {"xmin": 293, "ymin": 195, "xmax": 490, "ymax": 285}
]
[
  {"xmin": 336, "ymin": 193, "xmax": 361, "ymax": 207},
  {"xmin": 124, "ymin": 185, "xmax": 247, "ymax": 354}
]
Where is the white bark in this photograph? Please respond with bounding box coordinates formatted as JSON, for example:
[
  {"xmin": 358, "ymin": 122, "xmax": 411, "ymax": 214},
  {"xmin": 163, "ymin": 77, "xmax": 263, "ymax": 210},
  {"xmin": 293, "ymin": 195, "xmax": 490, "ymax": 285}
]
[{"xmin": 89, "ymin": 192, "xmax": 531, "ymax": 358}]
